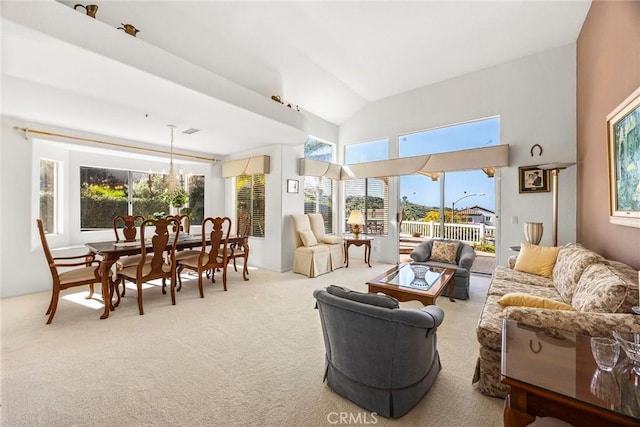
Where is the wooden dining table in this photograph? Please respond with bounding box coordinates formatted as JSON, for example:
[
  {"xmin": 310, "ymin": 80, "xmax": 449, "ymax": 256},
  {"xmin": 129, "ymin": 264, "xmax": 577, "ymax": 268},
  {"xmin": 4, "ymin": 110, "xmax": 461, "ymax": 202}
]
[{"xmin": 85, "ymin": 234, "xmax": 249, "ymax": 319}]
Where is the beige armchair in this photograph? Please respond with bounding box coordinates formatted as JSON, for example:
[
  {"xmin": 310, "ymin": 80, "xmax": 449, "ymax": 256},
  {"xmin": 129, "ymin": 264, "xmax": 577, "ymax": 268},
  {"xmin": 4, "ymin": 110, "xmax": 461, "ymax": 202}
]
[{"xmin": 291, "ymin": 214, "xmax": 344, "ymax": 278}]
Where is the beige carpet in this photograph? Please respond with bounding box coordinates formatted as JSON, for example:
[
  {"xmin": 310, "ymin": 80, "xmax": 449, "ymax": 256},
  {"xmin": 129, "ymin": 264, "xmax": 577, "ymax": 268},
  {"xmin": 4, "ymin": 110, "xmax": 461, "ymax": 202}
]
[{"xmin": 1, "ymin": 263, "xmax": 569, "ymax": 426}]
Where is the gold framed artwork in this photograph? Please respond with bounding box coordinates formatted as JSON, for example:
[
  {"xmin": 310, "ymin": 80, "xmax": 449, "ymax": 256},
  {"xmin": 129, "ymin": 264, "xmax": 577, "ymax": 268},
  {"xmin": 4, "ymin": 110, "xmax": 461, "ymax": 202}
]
[
  {"xmin": 607, "ymin": 86, "xmax": 640, "ymax": 228},
  {"xmin": 518, "ymin": 166, "xmax": 550, "ymax": 193}
]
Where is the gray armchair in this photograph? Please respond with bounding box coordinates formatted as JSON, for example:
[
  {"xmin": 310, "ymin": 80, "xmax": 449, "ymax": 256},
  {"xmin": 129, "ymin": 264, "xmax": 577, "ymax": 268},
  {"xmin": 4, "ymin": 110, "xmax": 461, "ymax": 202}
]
[
  {"xmin": 409, "ymin": 239, "xmax": 476, "ymax": 300},
  {"xmin": 313, "ymin": 285, "xmax": 444, "ymax": 418}
]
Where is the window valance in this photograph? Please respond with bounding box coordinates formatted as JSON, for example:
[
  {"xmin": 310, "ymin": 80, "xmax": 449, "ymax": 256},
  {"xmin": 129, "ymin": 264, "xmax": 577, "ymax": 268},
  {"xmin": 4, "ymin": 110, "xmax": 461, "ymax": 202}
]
[
  {"xmin": 298, "ymin": 158, "xmax": 342, "ymax": 180},
  {"xmin": 222, "ymin": 155, "xmax": 270, "ymax": 178},
  {"xmin": 299, "ymin": 144, "xmax": 509, "ymax": 180}
]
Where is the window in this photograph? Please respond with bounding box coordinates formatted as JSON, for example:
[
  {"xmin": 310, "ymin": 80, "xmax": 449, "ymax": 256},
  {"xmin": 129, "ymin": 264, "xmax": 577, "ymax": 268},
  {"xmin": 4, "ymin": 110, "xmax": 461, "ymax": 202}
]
[
  {"xmin": 399, "ymin": 117, "xmax": 499, "ymax": 243},
  {"xmin": 80, "ymin": 166, "xmax": 204, "ymax": 230},
  {"xmin": 236, "ymin": 174, "xmax": 265, "ymax": 237},
  {"xmin": 344, "ymin": 139, "xmax": 390, "ymax": 235},
  {"xmin": 304, "ymin": 138, "xmax": 334, "ymax": 233},
  {"xmin": 39, "ymin": 159, "xmax": 58, "ymax": 234}
]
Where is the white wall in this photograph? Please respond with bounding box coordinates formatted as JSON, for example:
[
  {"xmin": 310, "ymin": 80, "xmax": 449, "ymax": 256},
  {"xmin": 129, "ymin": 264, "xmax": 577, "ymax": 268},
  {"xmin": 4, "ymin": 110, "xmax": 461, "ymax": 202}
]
[
  {"xmin": 339, "ymin": 44, "xmax": 578, "ymax": 266},
  {"xmin": 222, "ymin": 143, "xmax": 305, "ymax": 273}
]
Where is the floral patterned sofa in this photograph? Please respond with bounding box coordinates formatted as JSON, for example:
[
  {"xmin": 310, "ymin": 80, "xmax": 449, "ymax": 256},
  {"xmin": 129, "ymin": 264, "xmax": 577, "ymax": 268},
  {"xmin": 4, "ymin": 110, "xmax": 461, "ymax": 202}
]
[{"xmin": 474, "ymin": 242, "xmax": 640, "ymax": 398}]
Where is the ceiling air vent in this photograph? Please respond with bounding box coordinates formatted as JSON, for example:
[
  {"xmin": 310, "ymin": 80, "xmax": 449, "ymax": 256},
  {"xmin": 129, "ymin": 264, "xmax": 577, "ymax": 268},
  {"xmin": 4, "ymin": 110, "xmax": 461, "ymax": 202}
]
[{"xmin": 182, "ymin": 128, "xmax": 200, "ymax": 135}]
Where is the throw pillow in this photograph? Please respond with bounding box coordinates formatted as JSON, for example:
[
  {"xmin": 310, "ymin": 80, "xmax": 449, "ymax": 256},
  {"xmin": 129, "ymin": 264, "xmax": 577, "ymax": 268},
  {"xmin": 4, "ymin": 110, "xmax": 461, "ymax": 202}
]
[
  {"xmin": 321, "ymin": 236, "xmax": 343, "ymax": 245},
  {"xmin": 572, "ymin": 263, "xmax": 627, "ymax": 313},
  {"xmin": 326, "ymin": 285, "xmax": 399, "ymax": 309},
  {"xmin": 552, "ymin": 243, "xmax": 607, "ymax": 304},
  {"xmin": 513, "ymin": 242, "xmax": 561, "ymax": 278},
  {"xmin": 299, "ymin": 230, "xmax": 318, "ymax": 247},
  {"xmin": 430, "ymin": 241, "xmax": 459, "ymax": 264},
  {"xmin": 497, "ymin": 292, "xmax": 574, "ymax": 310}
]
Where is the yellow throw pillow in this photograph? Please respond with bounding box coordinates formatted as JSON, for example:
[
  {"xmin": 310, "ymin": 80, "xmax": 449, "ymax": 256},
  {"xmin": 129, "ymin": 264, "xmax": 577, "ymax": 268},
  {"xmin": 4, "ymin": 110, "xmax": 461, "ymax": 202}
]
[
  {"xmin": 299, "ymin": 230, "xmax": 318, "ymax": 247},
  {"xmin": 497, "ymin": 292, "xmax": 574, "ymax": 310},
  {"xmin": 514, "ymin": 242, "xmax": 561, "ymax": 278},
  {"xmin": 430, "ymin": 241, "xmax": 459, "ymax": 264}
]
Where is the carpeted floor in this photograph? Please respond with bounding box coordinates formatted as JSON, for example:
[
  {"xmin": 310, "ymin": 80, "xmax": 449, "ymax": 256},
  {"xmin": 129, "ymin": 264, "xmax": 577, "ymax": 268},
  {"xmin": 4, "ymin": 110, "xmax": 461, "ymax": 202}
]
[{"xmin": 1, "ymin": 263, "xmax": 569, "ymax": 426}]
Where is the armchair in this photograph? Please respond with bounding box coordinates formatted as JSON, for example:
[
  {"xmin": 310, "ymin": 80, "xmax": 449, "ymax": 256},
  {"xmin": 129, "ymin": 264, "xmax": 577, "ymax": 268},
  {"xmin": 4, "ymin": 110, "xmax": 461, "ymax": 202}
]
[
  {"xmin": 313, "ymin": 285, "xmax": 444, "ymax": 418},
  {"xmin": 410, "ymin": 239, "xmax": 476, "ymax": 300},
  {"xmin": 291, "ymin": 214, "xmax": 343, "ymax": 278}
]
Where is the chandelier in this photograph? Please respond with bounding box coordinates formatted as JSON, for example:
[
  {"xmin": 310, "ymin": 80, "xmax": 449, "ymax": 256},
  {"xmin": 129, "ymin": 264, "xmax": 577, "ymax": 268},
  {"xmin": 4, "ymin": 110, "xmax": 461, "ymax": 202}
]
[{"xmin": 167, "ymin": 124, "xmax": 177, "ymax": 195}]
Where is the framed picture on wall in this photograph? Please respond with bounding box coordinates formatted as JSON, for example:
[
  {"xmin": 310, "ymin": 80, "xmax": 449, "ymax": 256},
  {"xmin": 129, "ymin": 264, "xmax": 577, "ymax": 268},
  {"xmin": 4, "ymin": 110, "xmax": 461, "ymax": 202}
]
[
  {"xmin": 287, "ymin": 179, "xmax": 299, "ymax": 194},
  {"xmin": 518, "ymin": 166, "xmax": 550, "ymax": 193},
  {"xmin": 607, "ymin": 86, "xmax": 640, "ymax": 228}
]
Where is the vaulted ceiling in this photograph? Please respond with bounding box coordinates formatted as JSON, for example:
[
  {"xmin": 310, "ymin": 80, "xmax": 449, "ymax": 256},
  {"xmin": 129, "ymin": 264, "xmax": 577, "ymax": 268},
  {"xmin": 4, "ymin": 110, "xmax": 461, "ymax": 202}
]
[{"xmin": 1, "ymin": 1, "xmax": 591, "ymax": 157}]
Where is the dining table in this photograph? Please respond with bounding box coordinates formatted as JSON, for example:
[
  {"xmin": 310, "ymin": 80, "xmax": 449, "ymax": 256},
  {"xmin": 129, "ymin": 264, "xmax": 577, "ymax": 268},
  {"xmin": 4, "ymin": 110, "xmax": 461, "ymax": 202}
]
[{"xmin": 85, "ymin": 234, "xmax": 249, "ymax": 319}]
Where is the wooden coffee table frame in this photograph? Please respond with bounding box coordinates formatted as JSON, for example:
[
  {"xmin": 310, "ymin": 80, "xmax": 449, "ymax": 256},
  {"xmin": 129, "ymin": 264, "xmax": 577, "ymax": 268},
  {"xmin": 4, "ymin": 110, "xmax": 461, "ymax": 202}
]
[{"xmin": 366, "ymin": 264, "xmax": 456, "ymax": 306}]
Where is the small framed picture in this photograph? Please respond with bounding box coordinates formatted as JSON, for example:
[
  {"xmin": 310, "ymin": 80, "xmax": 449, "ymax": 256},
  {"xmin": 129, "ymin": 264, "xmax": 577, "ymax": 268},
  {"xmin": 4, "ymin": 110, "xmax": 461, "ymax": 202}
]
[
  {"xmin": 287, "ymin": 179, "xmax": 299, "ymax": 194},
  {"xmin": 518, "ymin": 166, "xmax": 550, "ymax": 193}
]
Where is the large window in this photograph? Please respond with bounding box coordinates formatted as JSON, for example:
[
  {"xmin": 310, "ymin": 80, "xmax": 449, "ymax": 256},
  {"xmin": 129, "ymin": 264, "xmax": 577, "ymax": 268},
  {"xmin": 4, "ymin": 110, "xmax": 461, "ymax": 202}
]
[
  {"xmin": 236, "ymin": 174, "xmax": 265, "ymax": 238},
  {"xmin": 344, "ymin": 139, "xmax": 390, "ymax": 235},
  {"xmin": 39, "ymin": 159, "xmax": 59, "ymax": 234},
  {"xmin": 80, "ymin": 166, "xmax": 204, "ymax": 230},
  {"xmin": 398, "ymin": 117, "xmax": 499, "ymax": 244},
  {"xmin": 304, "ymin": 138, "xmax": 334, "ymax": 233}
]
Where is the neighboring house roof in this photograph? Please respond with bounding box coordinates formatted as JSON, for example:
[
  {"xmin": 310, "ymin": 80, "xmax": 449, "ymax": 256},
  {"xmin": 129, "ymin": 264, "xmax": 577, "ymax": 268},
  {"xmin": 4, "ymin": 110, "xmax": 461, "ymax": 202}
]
[
  {"xmin": 459, "ymin": 208, "xmax": 484, "ymax": 216},
  {"xmin": 468, "ymin": 205, "xmax": 495, "ymax": 214}
]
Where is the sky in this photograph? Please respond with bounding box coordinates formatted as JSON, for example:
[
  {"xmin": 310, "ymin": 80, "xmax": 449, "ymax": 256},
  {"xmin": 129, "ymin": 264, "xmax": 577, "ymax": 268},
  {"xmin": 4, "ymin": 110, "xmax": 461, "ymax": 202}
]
[{"xmin": 346, "ymin": 117, "xmax": 500, "ymax": 211}]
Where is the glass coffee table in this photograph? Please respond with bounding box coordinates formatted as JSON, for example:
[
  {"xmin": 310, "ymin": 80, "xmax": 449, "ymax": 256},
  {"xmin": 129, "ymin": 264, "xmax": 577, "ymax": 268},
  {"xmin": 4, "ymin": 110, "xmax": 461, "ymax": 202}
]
[
  {"xmin": 501, "ymin": 319, "xmax": 640, "ymax": 426},
  {"xmin": 366, "ymin": 263, "xmax": 456, "ymax": 306}
]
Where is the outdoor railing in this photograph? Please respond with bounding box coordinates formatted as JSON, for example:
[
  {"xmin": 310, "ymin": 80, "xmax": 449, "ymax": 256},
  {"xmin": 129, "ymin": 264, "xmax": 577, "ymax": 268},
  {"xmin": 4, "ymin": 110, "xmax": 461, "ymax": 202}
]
[{"xmin": 401, "ymin": 220, "xmax": 495, "ymax": 245}]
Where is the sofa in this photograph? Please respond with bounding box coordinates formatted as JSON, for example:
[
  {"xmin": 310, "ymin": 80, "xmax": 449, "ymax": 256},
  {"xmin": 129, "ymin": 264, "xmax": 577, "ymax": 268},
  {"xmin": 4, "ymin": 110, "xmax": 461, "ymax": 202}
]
[
  {"xmin": 313, "ymin": 285, "xmax": 444, "ymax": 418},
  {"xmin": 291, "ymin": 214, "xmax": 344, "ymax": 278},
  {"xmin": 410, "ymin": 239, "xmax": 477, "ymax": 300},
  {"xmin": 475, "ymin": 242, "xmax": 640, "ymax": 398}
]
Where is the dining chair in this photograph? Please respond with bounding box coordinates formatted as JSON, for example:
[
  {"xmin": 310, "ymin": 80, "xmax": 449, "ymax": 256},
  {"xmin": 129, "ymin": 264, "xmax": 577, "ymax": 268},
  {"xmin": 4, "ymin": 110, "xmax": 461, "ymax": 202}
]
[
  {"xmin": 227, "ymin": 212, "xmax": 250, "ymax": 278},
  {"xmin": 177, "ymin": 216, "xmax": 231, "ymax": 297},
  {"xmin": 167, "ymin": 214, "xmax": 190, "ymax": 234},
  {"xmin": 37, "ymin": 219, "xmax": 110, "ymax": 324},
  {"xmin": 112, "ymin": 214, "xmax": 146, "ymax": 299},
  {"xmin": 168, "ymin": 214, "xmax": 193, "ymax": 263},
  {"xmin": 114, "ymin": 217, "xmax": 180, "ymax": 315}
]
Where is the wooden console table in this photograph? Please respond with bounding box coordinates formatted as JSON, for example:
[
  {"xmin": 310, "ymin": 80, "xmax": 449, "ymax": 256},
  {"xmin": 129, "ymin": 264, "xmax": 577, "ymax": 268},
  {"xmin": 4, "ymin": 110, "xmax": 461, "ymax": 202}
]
[{"xmin": 501, "ymin": 319, "xmax": 639, "ymax": 426}]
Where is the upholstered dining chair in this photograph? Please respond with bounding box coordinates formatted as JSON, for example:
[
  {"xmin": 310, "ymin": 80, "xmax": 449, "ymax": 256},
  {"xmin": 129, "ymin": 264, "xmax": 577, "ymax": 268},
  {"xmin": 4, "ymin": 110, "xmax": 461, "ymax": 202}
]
[
  {"xmin": 177, "ymin": 216, "xmax": 231, "ymax": 297},
  {"xmin": 114, "ymin": 217, "xmax": 180, "ymax": 315},
  {"xmin": 226, "ymin": 212, "xmax": 250, "ymax": 276},
  {"xmin": 37, "ymin": 219, "xmax": 110, "ymax": 324},
  {"xmin": 112, "ymin": 214, "xmax": 146, "ymax": 299}
]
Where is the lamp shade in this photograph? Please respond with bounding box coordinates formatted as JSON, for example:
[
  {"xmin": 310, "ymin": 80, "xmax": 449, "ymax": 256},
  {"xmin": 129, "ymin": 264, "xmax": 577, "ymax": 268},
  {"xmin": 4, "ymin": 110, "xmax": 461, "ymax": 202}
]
[{"xmin": 347, "ymin": 210, "xmax": 364, "ymax": 226}]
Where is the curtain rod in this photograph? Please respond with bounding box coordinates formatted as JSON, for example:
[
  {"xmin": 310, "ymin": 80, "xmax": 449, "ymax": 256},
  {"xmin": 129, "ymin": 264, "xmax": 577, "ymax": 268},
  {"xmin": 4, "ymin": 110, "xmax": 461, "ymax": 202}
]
[{"xmin": 13, "ymin": 126, "xmax": 218, "ymax": 163}]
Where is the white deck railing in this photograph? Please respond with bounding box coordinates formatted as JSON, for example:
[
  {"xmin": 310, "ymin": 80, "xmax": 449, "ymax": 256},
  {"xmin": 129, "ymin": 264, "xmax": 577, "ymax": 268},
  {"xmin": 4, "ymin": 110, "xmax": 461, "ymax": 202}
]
[{"xmin": 401, "ymin": 220, "xmax": 495, "ymax": 245}]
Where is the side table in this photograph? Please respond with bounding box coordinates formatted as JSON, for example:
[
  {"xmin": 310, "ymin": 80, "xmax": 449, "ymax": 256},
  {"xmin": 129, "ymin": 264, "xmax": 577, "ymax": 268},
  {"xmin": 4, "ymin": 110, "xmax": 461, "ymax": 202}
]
[{"xmin": 344, "ymin": 236, "xmax": 372, "ymax": 268}]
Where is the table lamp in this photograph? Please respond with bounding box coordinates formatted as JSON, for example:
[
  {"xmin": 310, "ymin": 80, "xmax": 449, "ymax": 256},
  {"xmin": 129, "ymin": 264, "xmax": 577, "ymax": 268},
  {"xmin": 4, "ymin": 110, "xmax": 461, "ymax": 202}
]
[
  {"xmin": 536, "ymin": 162, "xmax": 576, "ymax": 247},
  {"xmin": 347, "ymin": 210, "xmax": 365, "ymax": 238}
]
